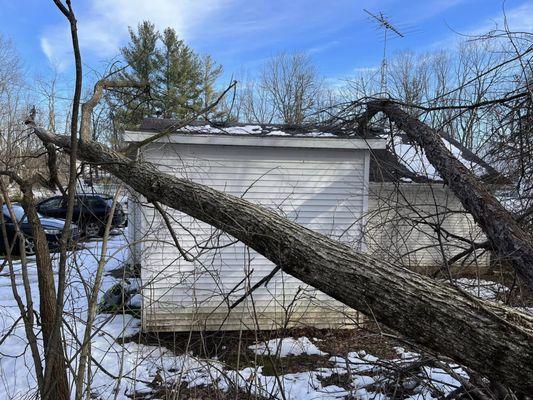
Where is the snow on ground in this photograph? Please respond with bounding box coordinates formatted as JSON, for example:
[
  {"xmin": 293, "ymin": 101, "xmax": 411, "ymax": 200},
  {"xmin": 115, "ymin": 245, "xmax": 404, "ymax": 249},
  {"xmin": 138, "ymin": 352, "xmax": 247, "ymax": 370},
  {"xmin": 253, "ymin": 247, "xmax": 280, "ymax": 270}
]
[
  {"xmin": 0, "ymin": 232, "xmax": 141, "ymax": 399},
  {"xmin": 0, "ymin": 232, "xmax": 521, "ymax": 399},
  {"xmin": 453, "ymin": 278, "xmax": 509, "ymax": 301},
  {"xmin": 249, "ymin": 337, "xmax": 328, "ymax": 357},
  {"xmin": 224, "ymin": 366, "xmax": 350, "ymax": 399},
  {"xmin": 216, "ymin": 346, "xmax": 468, "ymax": 400},
  {"xmin": 329, "ymin": 347, "xmax": 469, "ymax": 400}
]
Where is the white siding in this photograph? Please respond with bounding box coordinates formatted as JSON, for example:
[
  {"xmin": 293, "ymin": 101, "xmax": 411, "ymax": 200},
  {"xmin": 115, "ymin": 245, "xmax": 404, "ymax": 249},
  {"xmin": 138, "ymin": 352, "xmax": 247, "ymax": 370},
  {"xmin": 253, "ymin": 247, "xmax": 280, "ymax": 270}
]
[
  {"xmin": 365, "ymin": 183, "xmax": 489, "ymax": 271},
  {"xmin": 137, "ymin": 143, "xmax": 365, "ymax": 332}
]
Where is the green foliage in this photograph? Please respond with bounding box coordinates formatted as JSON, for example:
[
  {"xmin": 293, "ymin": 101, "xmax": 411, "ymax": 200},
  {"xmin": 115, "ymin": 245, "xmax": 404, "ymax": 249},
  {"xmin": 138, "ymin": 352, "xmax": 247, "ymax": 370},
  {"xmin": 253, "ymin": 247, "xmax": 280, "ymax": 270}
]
[
  {"xmin": 118, "ymin": 21, "xmax": 159, "ymax": 125},
  {"xmin": 113, "ymin": 21, "xmax": 223, "ymax": 127}
]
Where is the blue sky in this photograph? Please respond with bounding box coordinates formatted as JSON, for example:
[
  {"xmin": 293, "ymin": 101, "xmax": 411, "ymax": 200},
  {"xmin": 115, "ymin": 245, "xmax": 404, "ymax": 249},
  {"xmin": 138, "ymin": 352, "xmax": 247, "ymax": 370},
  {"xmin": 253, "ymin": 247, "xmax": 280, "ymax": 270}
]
[{"xmin": 1, "ymin": 0, "xmax": 532, "ymax": 84}]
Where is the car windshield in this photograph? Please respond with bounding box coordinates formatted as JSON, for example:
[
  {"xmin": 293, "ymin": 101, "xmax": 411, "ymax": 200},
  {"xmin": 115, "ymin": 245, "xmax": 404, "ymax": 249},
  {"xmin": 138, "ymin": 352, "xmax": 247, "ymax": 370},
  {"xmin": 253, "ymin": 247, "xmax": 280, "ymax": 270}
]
[
  {"xmin": 2, "ymin": 204, "xmax": 44, "ymax": 223},
  {"xmin": 103, "ymin": 198, "xmax": 117, "ymax": 207},
  {"xmin": 88, "ymin": 194, "xmax": 114, "ymax": 208}
]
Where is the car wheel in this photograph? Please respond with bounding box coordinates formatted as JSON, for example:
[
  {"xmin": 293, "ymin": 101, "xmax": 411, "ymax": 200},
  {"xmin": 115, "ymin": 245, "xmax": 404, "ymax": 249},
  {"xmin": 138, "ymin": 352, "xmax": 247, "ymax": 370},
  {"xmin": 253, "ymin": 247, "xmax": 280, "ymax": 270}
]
[
  {"xmin": 84, "ymin": 221, "xmax": 102, "ymax": 238},
  {"xmin": 24, "ymin": 237, "xmax": 36, "ymax": 256}
]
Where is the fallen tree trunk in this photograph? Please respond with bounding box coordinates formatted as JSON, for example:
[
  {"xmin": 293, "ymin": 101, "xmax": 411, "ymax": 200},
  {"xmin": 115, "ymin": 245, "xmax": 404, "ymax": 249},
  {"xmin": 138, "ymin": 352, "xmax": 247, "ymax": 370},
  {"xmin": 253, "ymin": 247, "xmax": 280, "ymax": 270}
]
[
  {"xmin": 32, "ymin": 127, "xmax": 533, "ymax": 394},
  {"xmin": 359, "ymin": 100, "xmax": 533, "ymax": 290}
]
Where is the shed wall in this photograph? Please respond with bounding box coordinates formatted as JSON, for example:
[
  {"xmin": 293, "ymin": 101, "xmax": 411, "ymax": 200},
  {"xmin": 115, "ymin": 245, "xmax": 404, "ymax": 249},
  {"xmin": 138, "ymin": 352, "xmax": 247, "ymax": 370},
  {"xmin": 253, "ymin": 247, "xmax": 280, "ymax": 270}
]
[
  {"xmin": 365, "ymin": 183, "xmax": 489, "ymax": 272},
  {"xmin": 137, "ymin": 143, "xmax": 366, "ymax": 332}
]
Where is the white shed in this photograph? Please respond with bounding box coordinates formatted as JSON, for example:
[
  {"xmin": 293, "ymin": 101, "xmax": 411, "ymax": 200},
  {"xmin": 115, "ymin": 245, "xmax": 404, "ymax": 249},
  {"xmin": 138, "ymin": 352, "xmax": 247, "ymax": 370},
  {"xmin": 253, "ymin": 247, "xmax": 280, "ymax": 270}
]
[
  {"xmin": 125, "ymin": 121, "xmax": 385, "ymax": 332},
  {"xmin": 363, "ymin": 133, "xmax": 502, "ymax": 274},
  {"xmin": 365, "ymin": 182, "xmax": 490, "ymax": 273},
  {"xmin": 125, "ymin": 120, "xmax": 501, "ymax": 332}
]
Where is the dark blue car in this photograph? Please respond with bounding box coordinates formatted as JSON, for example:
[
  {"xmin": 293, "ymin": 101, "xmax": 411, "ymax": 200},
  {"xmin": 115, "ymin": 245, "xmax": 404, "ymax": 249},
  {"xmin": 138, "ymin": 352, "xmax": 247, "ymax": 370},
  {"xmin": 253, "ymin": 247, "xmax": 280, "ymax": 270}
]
[{"xmin": 36, "ymin": 194, "xmax": 126, "ymax": 238}]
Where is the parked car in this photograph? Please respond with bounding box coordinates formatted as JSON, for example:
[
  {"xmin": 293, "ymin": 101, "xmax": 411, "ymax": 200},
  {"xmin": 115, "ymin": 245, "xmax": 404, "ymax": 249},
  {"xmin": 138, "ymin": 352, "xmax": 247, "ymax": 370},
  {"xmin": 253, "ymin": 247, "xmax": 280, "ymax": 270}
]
[
  {"xmin": 0, "ymin": 204, "xmax": 79, "ymax": 256},
  {"xmin": 36, "ymin": 194, "xmax": 127, "ymax": 238}
]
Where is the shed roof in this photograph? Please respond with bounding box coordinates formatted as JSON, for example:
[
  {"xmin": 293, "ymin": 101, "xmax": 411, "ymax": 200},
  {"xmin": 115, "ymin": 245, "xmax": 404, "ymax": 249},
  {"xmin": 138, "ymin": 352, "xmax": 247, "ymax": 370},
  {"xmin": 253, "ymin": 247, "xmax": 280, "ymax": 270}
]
[
  {"xmin": 373, "ymin": 132, "xmax": 506, "ymax": 184},
  {"xmin": 126, "ymin": 118, "xmax": 505, "ymax": 184},
  {"xmin": 138, "ymin": 118, "xmax": 378, "ymax": 138},
  {"xmin": 124, "ymin": 119, "xmax": 386, "ymax": 150}
]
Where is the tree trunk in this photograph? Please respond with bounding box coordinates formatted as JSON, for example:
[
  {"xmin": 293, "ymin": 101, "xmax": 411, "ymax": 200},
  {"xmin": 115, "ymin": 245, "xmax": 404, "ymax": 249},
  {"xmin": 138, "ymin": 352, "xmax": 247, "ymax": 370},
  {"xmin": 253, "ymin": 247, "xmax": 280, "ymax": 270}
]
[
  {"xmin": 32, "ymin": 127, "xmax": 533, "ymax": 394},
  {"xmin": 20, "ymin": 188, "xmax": 70, "ymax": 400},
  {"xmin": 361, "ymin": 100, "xmax": 533, "ymax": 289}
]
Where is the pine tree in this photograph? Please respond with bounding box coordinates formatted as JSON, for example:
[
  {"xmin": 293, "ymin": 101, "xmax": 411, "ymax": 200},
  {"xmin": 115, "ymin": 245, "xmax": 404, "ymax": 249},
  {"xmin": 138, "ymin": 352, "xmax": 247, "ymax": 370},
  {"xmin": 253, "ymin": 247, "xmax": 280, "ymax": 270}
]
[
  {"xmin": 198, "ymin": 54, "xmax": 224, "ymax": 120},
  {"xmin": 155, "ymin": 27, "xmax": 203, "ymax": 119},
  {"xmin": 116, "ymin": 21, "xmax": 159, "ymax": 126},
  {"xmin": 112, "ymin": 22, "xmax": 223, "ymax": 127}
]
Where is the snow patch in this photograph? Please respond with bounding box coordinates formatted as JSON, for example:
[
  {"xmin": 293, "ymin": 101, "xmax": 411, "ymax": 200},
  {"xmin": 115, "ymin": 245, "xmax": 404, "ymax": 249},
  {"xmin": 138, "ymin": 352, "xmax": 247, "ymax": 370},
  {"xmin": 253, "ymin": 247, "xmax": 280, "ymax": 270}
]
[
  {"xmin": 175, "ymin": 124, "xmax": 338, "ymax": 137},
  {"xmin": 249, "ymin": 337, "xmax": 328, "ymax": 357},
  {"xmin": 391, "ymin": 134, "xmax": 488, "ymax": 180},
  {"xmin": 453, "ymin": 278, "xmax": 509, "ymax": 301}
]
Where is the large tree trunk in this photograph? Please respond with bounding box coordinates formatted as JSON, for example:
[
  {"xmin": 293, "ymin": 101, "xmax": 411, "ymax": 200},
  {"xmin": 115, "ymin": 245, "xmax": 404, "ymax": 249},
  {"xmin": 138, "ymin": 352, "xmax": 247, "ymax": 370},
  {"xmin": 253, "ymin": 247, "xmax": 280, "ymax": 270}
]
[
  {"xmin": 32, "ymin": 127, "xmax": 533, "ymax": 394},
  {"xmin": 360, "ymin": 100, "xmax": 533, "ymax": 289},
  {"xmin": 20, "ymin": 188, "xmax": 70, "ymax": 400}
]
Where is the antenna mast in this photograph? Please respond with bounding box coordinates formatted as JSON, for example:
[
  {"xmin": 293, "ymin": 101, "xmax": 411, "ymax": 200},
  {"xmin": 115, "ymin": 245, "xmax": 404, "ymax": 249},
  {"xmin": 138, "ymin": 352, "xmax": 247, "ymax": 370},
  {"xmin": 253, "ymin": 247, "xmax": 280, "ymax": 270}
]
[{"xmin": 363, "ymin": 9, "xmax": 404, "ymax": 97}]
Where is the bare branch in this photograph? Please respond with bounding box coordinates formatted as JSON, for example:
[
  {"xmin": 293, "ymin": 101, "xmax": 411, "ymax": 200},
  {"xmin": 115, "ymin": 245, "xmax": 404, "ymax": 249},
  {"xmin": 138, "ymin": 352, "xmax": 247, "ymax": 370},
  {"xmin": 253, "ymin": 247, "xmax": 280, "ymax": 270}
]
[
  {"xmin": 123, "ymin": 80, "xmax": 237, "ymax": 155},
  {"xmin": 229, "ymin": 266, "xmax": 281, "ymax": 310},
  {"xmin": 80, "ymin": 79, "xmax": 147, "ymax": 142}
]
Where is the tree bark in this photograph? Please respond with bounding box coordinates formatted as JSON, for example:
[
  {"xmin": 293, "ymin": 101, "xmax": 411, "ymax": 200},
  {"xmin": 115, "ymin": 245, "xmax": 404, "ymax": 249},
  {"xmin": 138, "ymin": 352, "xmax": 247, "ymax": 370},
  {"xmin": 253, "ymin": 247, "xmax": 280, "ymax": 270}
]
[
  {"xmin": 80, "ymin": 80, "xmax": 146, "ymax": 142},
  {"xmin": 19, "ymin": 186, "xmax": 70, "ymax": 400},
  {"xmin": 46, "ymin": 3, "xmax": 82, "ymax": 399},
  {"xmin": 32, "ymin": 127, "xmax": 533, "ymax": 394},
  {"xmin": 359, "ymin": 99, "xmax": 533, "ymax": 289}
]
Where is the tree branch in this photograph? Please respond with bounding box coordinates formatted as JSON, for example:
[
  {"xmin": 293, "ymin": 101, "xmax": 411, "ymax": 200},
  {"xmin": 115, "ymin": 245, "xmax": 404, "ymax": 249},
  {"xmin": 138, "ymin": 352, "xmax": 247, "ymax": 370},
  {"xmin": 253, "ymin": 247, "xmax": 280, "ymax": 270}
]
[
  {"xmin": 123, "ymin": 80, "xmax": 237, "ymax": 156},
  {"xmin": 357, "ymin": 99, "xmax": 533, "ymax": 289},
  {"xmin": 80, "ymin": 79, "xmax": 147, "ymax": 142},
  {"xmin": 229, "ymin": 266, "xmax": 281, "ymax": 310}
]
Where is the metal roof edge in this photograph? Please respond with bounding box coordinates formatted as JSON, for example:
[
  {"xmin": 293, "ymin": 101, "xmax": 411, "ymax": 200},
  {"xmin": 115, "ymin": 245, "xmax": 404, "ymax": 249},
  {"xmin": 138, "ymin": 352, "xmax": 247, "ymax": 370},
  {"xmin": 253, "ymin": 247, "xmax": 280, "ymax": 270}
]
[{"xmin": 123, "ymin": 131, "xmax": 386, "ymax": 150}]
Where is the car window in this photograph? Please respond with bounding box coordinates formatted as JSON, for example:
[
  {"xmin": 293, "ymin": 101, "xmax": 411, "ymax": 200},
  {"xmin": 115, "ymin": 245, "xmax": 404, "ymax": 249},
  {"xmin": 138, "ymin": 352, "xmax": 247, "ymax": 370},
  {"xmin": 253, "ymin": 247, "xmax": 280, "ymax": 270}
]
[
  {"xmin": 59, "ymin": 197, "xmax": 81, "ymax": 208},
  {"xmin": 2, "ymin": 204, "xmax": 13, "ymax": 222},
  {"xmin": 81, "ymin": 196, "xmax": 104, "ymax": 208},
  {"xmin": 11, "ymin": 206, "xmax": 26, "ymax": 222},
  {"xmin": 39, "ymin": 197, "xmax": 63, "ymax": 211}
]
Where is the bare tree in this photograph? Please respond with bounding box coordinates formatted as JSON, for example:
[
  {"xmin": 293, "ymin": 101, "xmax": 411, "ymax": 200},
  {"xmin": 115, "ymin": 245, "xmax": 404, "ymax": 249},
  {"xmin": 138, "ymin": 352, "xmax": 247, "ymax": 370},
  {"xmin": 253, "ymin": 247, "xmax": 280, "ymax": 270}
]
[
  {"xmin": 259, "ymin": 52, "xmax": 322, "ymax": 125},
  {"xmin": 242, "ymin": 80, "xmax": 276, "ymax": 124}
]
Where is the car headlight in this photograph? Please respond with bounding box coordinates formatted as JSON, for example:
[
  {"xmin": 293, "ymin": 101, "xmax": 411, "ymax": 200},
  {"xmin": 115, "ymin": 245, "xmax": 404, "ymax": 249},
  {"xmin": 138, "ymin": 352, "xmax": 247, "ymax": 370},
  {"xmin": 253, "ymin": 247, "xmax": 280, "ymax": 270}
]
[{"xmin": 43, "ymin": 228, "xmax": 62, "ymax": 235}]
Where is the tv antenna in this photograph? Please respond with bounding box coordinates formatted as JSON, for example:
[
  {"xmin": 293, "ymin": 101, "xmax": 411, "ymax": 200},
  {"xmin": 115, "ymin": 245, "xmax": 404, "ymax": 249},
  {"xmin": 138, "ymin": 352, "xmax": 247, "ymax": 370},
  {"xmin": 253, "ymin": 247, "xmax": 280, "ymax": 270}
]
[{"xmin": 363, "ymin": 9, "xmax": 404, "ymax": 96}]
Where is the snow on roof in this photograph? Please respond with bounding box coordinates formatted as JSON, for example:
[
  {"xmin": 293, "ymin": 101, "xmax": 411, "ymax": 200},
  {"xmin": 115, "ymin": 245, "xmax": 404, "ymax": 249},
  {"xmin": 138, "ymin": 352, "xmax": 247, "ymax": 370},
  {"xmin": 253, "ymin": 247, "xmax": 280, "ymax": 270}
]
[
  {"xmin": 383, "ymin": 132, "xmax": 502, "ymax": 183},
  {"xmin": 137, "ymin": 118, "xmax": 504, "ymax": 184},
  {"xmin": 138, "ymin": 118, "xmax": 368, "ymax": 138},
  {"xmin": 177, "ymin": 124, "xmax": 338, "ymax": 137}
]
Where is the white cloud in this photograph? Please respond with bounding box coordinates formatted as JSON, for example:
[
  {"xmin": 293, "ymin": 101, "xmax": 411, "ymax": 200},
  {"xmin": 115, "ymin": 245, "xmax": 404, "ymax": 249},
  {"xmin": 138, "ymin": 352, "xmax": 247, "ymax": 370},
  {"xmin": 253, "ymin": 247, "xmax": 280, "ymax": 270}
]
[
  {"xmin": 308, "ymin": 41, "xmax": 340, "ymax": 55},
  {"xmin": 40, "ymin": 0, "xmax": 233, "ymax": 70},
  {"xmin": 39, "ymin": 37, "xmax": 54, "ymax": 62},
  {"xmin": 454, "ymin": 1, "xmax": 533, "ymax": 38},
  {"xmin": 425, "ymin": 1, "xmax": 533, "ymax": 51}
]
